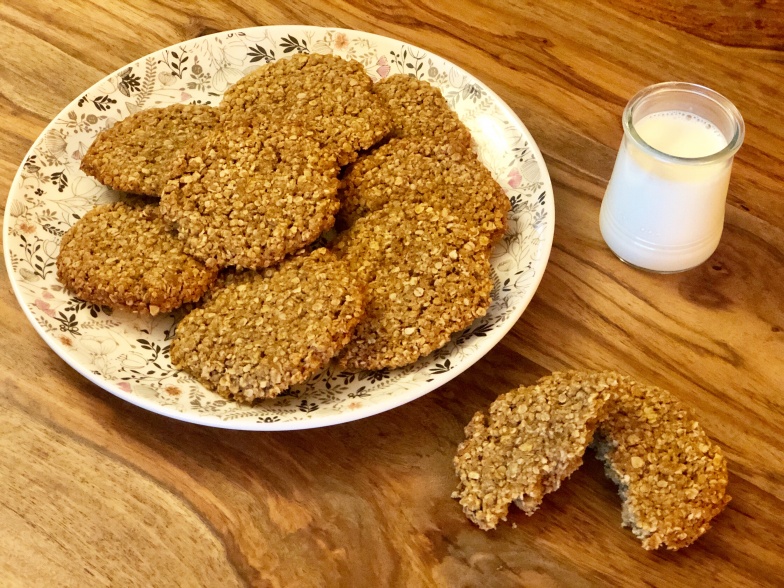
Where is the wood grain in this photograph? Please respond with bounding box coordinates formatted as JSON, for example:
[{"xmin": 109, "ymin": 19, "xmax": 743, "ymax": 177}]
[{"xmin": 1, "ymin": 1, "xmax": 783, "ymax": 586}]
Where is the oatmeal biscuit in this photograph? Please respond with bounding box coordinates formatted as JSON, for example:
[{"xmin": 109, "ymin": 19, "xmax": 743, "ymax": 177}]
[
  {"xmin": 338, "ymin": 137, "xmax": 510, "ymax": 241},
  {"xmin": 56, "ymin": 201, "xmax": 219, "ymax": 314},
  {"xmin": 332, "ymin": 203, "xmax": 493, "ymax": 371},
  {"xmin": 454, "ymin": 370, "xmax": 730, "ymax": 550},
  {"xmin": 170, "ymin": 248, "xmax": 365, "ymax": 402},
  {"xmin": 221, "ymin": 53, "xmax": 391, "ymax": 165},
  {"xmin": 453, "ymin": 371, "xmax": 619, "ymax": 531},
  {"xmin": 160, "ymin": 115, "xmax": 340, "ymax": 269},
  {"xmin": 593, "ymin": 378, "xmax": 731, "ymax": 550},
  {"xmin": 80, "ymin": 104, "xmax": 219, "ymax": 197},
  {"xmin": 373, "ymin": 74, "xmax": 473, "ymax": 147}
]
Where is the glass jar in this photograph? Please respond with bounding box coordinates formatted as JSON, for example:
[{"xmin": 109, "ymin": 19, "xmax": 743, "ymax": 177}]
[{"xmin": 600, "ymin": 82, "xmax": 745, "ymax": 273}]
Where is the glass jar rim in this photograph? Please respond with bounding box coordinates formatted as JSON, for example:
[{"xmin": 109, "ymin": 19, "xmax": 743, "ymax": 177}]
[{"xmin": 622, "ymin": 82, "xmax": 745, "ymax": 165}]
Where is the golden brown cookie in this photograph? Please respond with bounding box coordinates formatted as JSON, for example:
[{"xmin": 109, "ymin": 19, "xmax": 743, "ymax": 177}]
[
  {"xmin": 56, "ymin": 201, "xmax": 219, "ymax": 315},
  {"xmin": 453, "ymin": 370, "xmax": 731, "ymax": 550},
  {"xmin": 80, "ymin": 104, "xmax": 218, "ymax": 197},
  {"xmin": 331, "ymin": 203, "xmax": 493, "ymax": 371},
  {"xmin": 453, "ymin": 371, "xmax": 618, "ymax": 531},
  {"xmin": 338, "ymin": 137, "xmax": 510, "ymax": 241},
  {"xmin": 160, "ymin": 115, "xmax": 341, "ymax": 270},
  {"xmin": 221, "ymin": 53, "xmax": 391, "ymax": 165},
  {"xmin": 373, "ymin": 74, "xmax": 473, "ymax": 147},
  {"xmin": 593, "ymin": 379, "xmax": 731, "ymax": 550},
  {"xmin": 170, "ymin": 248, "xmax": 365, "ymax": 402}
]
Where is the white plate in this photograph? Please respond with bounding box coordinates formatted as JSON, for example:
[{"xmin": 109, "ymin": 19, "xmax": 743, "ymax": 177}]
[{"xmin": 3, "ymin": 26, "xmax": 554, "ymax": 430}]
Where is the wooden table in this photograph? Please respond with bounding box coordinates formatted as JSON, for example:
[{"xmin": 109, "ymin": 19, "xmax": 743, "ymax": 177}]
[{"xmin": 1, "ymin": 1, "xmax": 782, "ymax": 586}]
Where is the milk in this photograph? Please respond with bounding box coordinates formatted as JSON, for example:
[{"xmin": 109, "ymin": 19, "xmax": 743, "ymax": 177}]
[
  {"xmin": 600, "ymin": 110, "xmax": 732, "ymax": 272},
  {"xmin": 634, "ymin": 111, "xmax": 728, "ymax": 157}
]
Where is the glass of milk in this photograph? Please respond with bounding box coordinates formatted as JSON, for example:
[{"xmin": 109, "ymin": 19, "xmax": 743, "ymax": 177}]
[{"xmin": 600, "ymin": 82, "xmax": 744, "ymax": 272}]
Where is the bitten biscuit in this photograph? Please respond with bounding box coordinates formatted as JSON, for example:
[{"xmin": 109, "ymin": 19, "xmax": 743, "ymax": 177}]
[
  {"xmin": 80, "ymin": 104, "xmax": 218, "ymax": 197},
  {"xmin": 338, "ymin": 137, "xmax": 510, "ymax": 242},
  {"xmin": 160, "ymin": 116, "xmax": 340, "ymax": 270},
  {"xmin": 170, "ymin": 248, "xmax": 365, "ymax": 402},
  {"xmin": 373, "ymin": 74, "xmax": 473, "ymax": 147},
  {"xmin": 453, "ymin": 370, "xmax": 731, "ymax": 550},
  {"xmin": 331, "ymin": 203, "xmax": 493, "ymax": 371},
  {"xmin": 221, "ymin": 53, "xmax": 391, "ymax": 165},
  {"xmin": 593, "ymin": 378, "xmax": 731, "ymax": 550},
  {"xmin": 56, "ymin": 201, "xmax": 219, "ymax": 314}
]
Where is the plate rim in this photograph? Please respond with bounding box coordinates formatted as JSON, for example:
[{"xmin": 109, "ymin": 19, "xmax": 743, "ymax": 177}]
[{"xmin": 3, "ymin": 24, "xmax": 555, "ymax": 431}]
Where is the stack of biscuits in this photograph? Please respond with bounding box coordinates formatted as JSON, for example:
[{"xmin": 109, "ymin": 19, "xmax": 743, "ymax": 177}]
[{"xmin": 58, "ymin": 54, "xmax": 510, "ymax": 403}]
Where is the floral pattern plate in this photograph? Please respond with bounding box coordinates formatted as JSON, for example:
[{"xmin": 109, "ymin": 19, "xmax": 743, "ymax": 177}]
[{"xmin": 3, "ymin": 26, "xmax": 554, "ymax": 430}]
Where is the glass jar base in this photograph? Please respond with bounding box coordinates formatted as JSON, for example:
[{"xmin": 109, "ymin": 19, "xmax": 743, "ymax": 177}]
[{"xmin": 611, "ymin": 252, "xmax": 706, "ymax": 274}]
